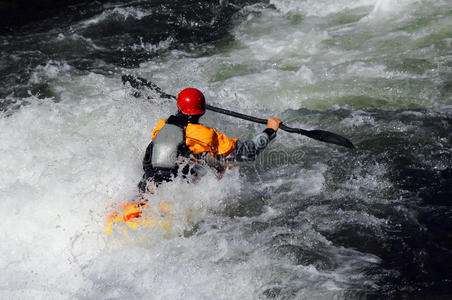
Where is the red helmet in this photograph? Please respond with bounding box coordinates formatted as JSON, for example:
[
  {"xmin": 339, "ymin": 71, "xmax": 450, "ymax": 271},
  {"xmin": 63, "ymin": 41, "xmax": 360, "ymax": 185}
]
[{"xmin": 177, "ymin": 88, "xmax": 206, "ymax": 115}]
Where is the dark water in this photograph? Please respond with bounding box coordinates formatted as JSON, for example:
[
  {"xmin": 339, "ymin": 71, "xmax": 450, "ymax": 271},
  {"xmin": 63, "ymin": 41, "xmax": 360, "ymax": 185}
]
[
  {"xmin": 1, "ymin": 0, "xmax": 259, "ymax": 100},
  {"xmin": 1, "ymin": 0, "xmax": 451, "ymax": 299}
]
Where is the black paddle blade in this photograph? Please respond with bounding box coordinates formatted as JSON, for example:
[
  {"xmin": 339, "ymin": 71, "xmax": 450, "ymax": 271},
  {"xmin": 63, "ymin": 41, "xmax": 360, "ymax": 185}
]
[
  {"xmin": 122, "ymin": 75, "xmax": 176, "ymax": 99},
  {"xmin": 304, "ymin": 130, "xmax": 355, "ymax": 149},
  {"xmin": 122, "ymin": 74, "xmax": 146, "ymax": 88}
]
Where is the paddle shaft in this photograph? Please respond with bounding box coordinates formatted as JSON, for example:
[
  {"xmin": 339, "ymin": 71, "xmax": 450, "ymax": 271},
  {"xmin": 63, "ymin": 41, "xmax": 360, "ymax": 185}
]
[
  {"xmin": 121, "ymin": 75, "xmax": 355, "ymax": 148},
  {"xmin": 206, "ymin": 104, "xmax": 308, "ymax": 133}
]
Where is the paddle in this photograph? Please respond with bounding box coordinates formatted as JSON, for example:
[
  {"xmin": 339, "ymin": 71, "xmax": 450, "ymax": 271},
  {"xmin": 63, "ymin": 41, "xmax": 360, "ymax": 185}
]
[{"xmin": 121, "ymin": 75, "xmax": 355, "ymax": 149}]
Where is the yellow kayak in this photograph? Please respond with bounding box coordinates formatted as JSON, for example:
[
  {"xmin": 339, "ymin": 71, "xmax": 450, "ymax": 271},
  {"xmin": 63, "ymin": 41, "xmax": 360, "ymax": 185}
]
[{"xmin": 106, "ymin": 199, "xmax": 174, "ymax": 236}]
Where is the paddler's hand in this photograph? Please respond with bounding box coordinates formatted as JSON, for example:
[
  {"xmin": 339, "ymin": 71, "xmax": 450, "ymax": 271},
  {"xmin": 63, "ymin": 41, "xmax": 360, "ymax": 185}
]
[{"xmin": 267, "ymin": 118, "xmax": 282, "ymax": 131}]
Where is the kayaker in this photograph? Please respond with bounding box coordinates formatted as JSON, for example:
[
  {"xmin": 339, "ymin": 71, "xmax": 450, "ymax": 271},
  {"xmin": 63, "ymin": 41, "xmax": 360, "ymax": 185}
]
[{"xmin": 138, "ymin": 88, "xmax": 281, "ymax": 192}]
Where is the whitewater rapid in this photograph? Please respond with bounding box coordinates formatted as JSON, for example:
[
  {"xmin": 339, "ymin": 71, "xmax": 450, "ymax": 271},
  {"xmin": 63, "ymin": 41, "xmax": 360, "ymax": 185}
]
[{"xmin": 1, "ymin": 0, "xmax": 451, "ymax": 298}]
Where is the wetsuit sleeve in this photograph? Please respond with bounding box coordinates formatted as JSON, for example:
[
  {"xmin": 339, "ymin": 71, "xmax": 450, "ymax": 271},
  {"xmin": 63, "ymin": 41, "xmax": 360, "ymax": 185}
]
[{"xmin": 221, "ymin": 128, "xmax": 277, "ymax": 161}]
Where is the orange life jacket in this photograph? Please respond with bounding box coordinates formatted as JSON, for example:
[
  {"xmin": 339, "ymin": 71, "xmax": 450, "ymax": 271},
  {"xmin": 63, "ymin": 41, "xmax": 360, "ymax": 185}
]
[{"xmin": 151, "ymin": 119, "xmax": 237, "ymax": 157}]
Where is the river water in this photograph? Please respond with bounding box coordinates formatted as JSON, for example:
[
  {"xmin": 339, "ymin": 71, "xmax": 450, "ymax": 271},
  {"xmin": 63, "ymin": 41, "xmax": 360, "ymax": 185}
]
[{"xmin": 0, "ymin": 0, "xmax": 451, "ymax": 299}]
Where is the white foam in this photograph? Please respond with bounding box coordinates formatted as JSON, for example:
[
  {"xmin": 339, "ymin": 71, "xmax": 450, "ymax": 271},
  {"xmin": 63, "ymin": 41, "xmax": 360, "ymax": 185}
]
[
  {"xmin": 29, "ymin": 61, "xmax": 72, "ymax": 83},
  {"xmin": 260, "ymin": 163, "xmax": 328, "ymax": 197},
  {"xmin": 295, "ymin": 65, "xmax": 316, "ymax": 83},
  {"xmin": 129, "ymin": 37, "xmax": 174, "ymax": 53},
  {"xmin": 78, "ymin": 6, "xmax": 153, "ymax": 28},
  {"xmin": 341, "ymin": 110, "xmax": 376, "ymax": 127},
  {"xmin": 270, "ymin": 0, "xmax": 376, "ymax": 16},
  {"xmin": 0, "ymin": 68, "xmax": 272, "ymax": 298},
  {"xmin": 363, "ymin": 0, "xmax": 418, "ymax": 21},
  {"xmin": 0, "ymin": 72, "xmax": 146, "ymax": 295}
]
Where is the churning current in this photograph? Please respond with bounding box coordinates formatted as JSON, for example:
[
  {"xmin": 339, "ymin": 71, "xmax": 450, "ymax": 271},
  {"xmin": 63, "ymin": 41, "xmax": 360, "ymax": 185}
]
[{"xmin": 0, "ymin": 0, "xmax": 451, "ymax": 299}]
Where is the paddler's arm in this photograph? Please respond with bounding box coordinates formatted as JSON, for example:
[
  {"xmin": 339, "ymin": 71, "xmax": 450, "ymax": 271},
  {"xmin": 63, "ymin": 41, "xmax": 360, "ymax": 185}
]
[{"xmin": 222, "ymin": 118, "xmax": 282, "ymax": 162}]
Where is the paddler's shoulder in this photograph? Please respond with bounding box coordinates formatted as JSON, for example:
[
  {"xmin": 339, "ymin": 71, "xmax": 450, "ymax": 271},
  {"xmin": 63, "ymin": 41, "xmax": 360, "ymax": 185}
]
[
  {"xmin": 186, "ymin": 123, "xmax": 219, "ymax": 135},
  {"xmin": 187, "ymin": 123, "xmax": 212, "ymax": 130}
]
